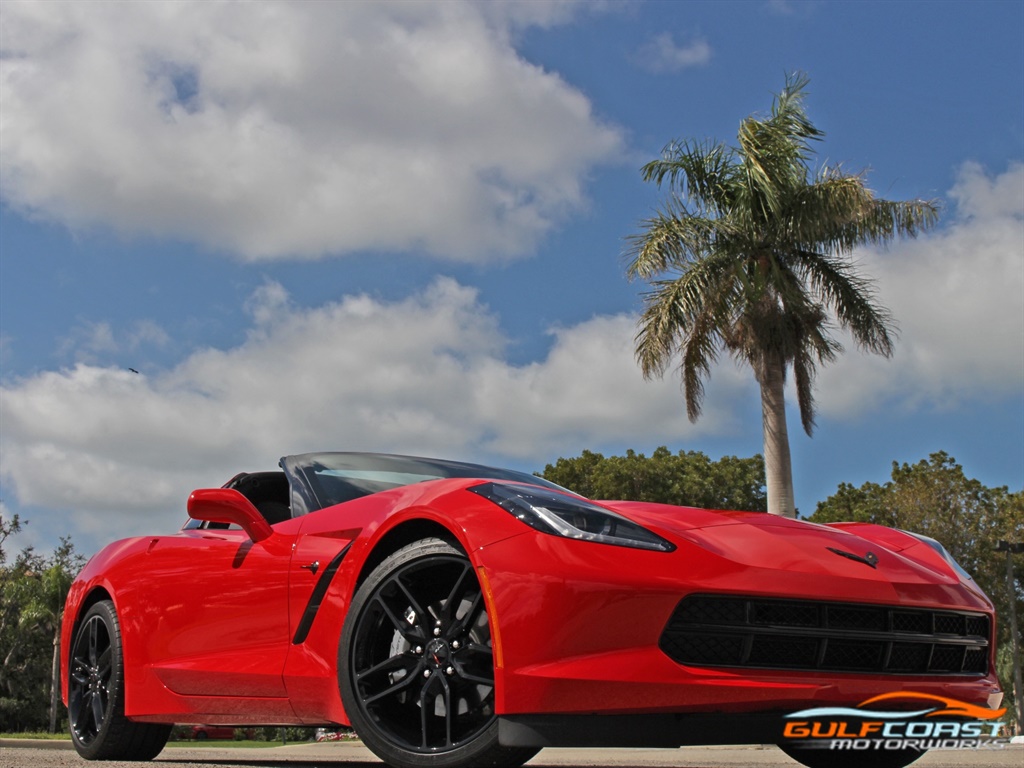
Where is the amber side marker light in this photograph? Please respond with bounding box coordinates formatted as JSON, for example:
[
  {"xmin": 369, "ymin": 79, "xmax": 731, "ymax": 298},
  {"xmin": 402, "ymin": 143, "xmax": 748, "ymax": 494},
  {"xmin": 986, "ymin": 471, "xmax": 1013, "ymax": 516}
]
[{"xmin": 476, "ymin": 565, "xmax": 504, "ymax": 671}]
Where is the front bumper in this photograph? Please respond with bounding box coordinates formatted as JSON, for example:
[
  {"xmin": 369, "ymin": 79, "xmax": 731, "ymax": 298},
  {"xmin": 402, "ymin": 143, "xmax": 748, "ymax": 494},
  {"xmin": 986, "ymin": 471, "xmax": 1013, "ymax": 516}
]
[{"xmin": 476, "ymin": 530, "xmax": 1000, "ymax": 718}]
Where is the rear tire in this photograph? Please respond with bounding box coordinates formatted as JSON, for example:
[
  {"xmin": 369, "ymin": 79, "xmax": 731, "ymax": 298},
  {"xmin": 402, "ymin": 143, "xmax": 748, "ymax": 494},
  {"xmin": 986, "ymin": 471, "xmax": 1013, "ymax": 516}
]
[
  {"xmin": 339, "ymin": 538, "xmax": 538, "ymax": 768},
  {"xmin": 68, "ymin": 600, "xmax": 171, "ymax": 760},
  {"xmin": 779, "ymin": 743, "xmax": 926, "ymax": 768}
]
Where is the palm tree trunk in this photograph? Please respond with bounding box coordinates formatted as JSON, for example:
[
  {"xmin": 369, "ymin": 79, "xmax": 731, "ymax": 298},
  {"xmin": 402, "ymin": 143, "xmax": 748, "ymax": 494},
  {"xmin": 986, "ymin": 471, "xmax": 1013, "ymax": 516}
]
[{"xmin": 759, "ymin": 354, "xmax": 796, "ymax": 517}]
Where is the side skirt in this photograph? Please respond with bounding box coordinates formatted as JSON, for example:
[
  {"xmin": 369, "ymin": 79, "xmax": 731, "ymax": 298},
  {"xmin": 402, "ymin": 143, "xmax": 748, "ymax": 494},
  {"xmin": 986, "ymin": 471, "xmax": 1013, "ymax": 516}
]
[{"xmin": 498, "ymin": 713, "xmax": 785, "ymax": 748}]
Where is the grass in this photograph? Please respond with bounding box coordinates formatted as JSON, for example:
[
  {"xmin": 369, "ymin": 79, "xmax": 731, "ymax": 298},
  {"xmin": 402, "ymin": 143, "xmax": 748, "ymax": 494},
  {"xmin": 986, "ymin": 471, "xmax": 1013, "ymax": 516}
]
[{"xmin": 0, "ymin": 731, "xmax": 71, "ymax": 740}]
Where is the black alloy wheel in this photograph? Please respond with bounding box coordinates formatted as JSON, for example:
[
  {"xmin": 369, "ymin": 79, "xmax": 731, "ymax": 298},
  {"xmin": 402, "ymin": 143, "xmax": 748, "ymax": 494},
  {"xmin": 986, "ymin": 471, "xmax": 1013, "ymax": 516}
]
[
  {"xmin": 68, "ymin": 600, "xmax": 171, "ymax": 760},
  {"xmin": 339, "ymin": 538, "xmax": 537, "ymax": 768}
]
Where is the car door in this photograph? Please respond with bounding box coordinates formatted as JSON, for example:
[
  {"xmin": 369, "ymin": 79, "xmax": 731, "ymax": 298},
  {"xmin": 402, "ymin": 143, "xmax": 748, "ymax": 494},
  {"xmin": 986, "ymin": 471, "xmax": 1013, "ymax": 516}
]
[{"xmin": 139, "ymin": 525, "xmax": 296, "ymax": 698}]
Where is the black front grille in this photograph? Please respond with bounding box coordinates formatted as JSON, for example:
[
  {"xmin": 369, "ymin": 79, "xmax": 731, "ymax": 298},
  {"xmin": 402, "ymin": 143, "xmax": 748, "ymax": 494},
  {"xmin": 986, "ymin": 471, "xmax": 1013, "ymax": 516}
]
[{"xmin": 660, "ymin": 595, "xmax": 990, "ymax": 676}]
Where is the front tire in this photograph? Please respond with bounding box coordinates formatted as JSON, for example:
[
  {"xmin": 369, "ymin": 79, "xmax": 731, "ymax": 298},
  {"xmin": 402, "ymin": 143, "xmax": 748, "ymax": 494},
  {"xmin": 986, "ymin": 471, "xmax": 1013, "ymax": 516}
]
[
  {"xmin": 339, "ymin": 538, "xmax": 537, "ymax": 768},
  {"xmin": 779, "ymin": 743, "xmax": 927, "ymax": 768},
  {"xmin": 68, "ymin": 600, "xmax": 171, "ymax": 760}
]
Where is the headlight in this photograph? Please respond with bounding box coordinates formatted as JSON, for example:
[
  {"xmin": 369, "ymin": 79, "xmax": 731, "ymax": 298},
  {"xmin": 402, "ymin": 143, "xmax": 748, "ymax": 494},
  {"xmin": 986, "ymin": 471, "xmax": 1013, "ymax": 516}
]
[
  {"xmin": 902, "ymin": 530, "xmax": 974, "ymax": 581},
  {"xmin": 468, "ymin": 482, "xmax": 675, "ymax": 552}
]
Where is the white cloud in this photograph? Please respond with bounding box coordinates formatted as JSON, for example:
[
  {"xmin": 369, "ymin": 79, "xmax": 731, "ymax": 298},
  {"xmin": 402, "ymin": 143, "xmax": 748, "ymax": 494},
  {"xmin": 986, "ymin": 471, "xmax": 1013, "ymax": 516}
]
[
  {"xmin": 764, "ymin": 0, "xmax": 818, "ymax": 17},
  {"xmin": 633, "ymin": 32, "xmax": 711, "ymax": 74},
  {"xmin": 128, "ymin": 320, "xmax": 172, "ymax": 351},
  {"xmin": 57, "ymin": 319, "xmax": 171, "ymax": 364},
  {"xmin": 815, "ymin": 162, "xmax": 1024, "ymax": 417},
  {"xmin": 4, "ymin": 160, "xmax": 1018, "ymax": 552},
  {"xmin": 57, "ymin": 321, "xmax": 118, "ymax": 362},
  {"xmin": 0, "ymin": 1, "xmax": 622, "ymax": 261},
  {"xmin": 474, "ymin": 315, "xmax": 749, "ymax": 456},
  {"xmin": 1, "ymin": 278, "xmax": 744, "ymax": 549}
]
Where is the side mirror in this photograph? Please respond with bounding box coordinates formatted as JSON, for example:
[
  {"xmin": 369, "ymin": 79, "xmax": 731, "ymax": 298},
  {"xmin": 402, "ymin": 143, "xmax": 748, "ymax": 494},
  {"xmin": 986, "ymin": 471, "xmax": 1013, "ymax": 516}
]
[{"xmin": 187, "ymin": 488, "xmax": 273, "ymax": 542}]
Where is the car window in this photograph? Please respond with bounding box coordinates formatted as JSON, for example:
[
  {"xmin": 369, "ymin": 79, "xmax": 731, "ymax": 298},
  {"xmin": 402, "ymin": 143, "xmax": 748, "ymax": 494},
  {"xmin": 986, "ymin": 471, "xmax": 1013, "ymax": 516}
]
[{"xmin": 283, "ymin": 452, "xmax": 568, "ymax": 513}]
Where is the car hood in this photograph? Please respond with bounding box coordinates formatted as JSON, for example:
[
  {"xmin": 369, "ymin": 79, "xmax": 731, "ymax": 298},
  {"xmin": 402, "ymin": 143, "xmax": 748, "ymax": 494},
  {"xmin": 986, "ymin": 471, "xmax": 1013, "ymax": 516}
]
[{"xmin": 598, "ymin": 500, "xmax": 967, "ymax": 589}]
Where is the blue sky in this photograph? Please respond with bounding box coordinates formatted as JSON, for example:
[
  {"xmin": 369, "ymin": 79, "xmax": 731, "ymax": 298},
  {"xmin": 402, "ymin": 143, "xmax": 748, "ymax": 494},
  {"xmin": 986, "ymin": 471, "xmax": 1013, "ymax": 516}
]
[{"xmin": 1, "ymin": 0, "xmax": 1022, "ymax": 558}]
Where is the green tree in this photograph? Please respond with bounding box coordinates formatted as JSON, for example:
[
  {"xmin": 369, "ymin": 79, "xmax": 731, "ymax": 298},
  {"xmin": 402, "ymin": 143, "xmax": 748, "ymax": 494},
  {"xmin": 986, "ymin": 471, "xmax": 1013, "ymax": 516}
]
[
  {"xmin": 19, "ymin": 538, "xmax": 82, "ymax": 733},
  {"xmin": 541, "ymin": 447, "xmax": 766, "ymax": 511},
  {"xmin": 811, "ymin": 452, "xmax": 1020, "ymax": 577},
  {"xmin": 0, "ymin": 514, "xmax": 20, "ymax": 569},
  {"xmin": 0, "ymin": 517, "xmax": 83, "ymax": 733},
  {"xmin": 810, "ymin": 453, "xmax": 1024, "ymax": 726},
  {"xmin": 0, "ymin": 551, "xmax": 49, "ymax": 731},
  {"xmin": 628, "ymin": 73, "xmax": 938, "ymax": 517}
]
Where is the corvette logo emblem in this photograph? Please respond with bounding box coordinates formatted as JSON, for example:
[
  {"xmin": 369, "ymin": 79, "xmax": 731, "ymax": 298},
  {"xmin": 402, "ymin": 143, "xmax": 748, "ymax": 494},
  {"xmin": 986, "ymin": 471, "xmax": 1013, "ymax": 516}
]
[{"xmin": 827, "ymin": 547, "xmax": 879, "ymax": 569}]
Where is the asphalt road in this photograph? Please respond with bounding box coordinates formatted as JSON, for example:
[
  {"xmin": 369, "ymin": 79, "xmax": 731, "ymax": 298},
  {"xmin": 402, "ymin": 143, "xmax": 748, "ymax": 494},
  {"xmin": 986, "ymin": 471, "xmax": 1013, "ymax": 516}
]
[{"xmin": 2, "ymin": 741, "xmax": 1022, "ymax": 768}]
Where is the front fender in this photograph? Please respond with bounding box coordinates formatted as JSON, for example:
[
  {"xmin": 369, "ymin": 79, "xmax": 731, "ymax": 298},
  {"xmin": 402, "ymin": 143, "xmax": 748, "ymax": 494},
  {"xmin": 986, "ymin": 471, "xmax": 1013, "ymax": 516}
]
[{"xmin": 60, "ymin": 539, "xmax": 148, "ymax": 706}]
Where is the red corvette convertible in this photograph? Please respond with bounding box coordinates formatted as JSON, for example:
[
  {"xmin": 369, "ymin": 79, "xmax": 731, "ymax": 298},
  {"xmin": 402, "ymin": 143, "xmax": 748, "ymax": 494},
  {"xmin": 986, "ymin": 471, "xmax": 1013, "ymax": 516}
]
[{"xmin": 61, "ymin": 452, "xmax": 1002, "ymax": 768}]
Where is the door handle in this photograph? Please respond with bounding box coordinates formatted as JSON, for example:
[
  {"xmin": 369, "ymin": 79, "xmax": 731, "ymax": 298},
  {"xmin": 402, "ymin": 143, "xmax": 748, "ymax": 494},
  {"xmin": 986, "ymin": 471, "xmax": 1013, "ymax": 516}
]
[{"xmin": 301, "ymin": 560, "xmax": 320, "ymax": 575}]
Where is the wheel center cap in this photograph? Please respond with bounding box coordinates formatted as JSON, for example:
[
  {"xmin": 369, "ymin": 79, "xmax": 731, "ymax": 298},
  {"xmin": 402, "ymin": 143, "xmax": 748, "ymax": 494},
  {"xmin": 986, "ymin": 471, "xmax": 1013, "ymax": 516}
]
[{"xmin": 426, "ymin": 638, "xmax": 449, "ymax": 667}]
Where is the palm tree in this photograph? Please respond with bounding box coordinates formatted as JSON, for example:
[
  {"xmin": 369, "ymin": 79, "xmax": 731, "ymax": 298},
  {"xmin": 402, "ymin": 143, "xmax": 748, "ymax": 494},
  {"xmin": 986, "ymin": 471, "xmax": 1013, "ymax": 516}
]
[{"xmin": 628, "ymin": 73, "xmax": 938, "ymax": 517}]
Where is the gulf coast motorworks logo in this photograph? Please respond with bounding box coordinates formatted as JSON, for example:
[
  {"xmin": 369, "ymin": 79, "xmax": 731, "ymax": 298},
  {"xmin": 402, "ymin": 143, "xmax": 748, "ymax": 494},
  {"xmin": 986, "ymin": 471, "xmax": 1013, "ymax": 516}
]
[{"xmin": 782, "ymin": 692, "xmax": 1008, "ymax": 752}]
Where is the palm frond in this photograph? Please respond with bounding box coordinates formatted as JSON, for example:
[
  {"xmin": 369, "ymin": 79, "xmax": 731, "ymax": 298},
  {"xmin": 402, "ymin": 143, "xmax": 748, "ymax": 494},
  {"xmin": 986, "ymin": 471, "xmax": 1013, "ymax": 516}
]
[
  {"xmin": 794, "ymin": 249, "xmax": 897, "ymax": 356},
  {"xmin": 678, "ymin": 268, "xmax": 743, "ymax": 420},
  {"xmin": 852, "ymin": 198, "xmax": 941, "ymax": 244},
  {"xmin": 635, "ymin": 280, "xmax": 688, "ymax": 378},
  {"xmin": 626, "ymin": 204, "xmax": 743, "ymax": 280},
  {"xmin": 635, "ymin": 254, "xmax": 740, "ymax": 418},
  {"xmin": 734, "ymin": 72, "xmax": 824, "ymax": 224},
  {"xmin": 786, "ymin": 297, "xmax": 841, "ymax": 436},
  {"xmin": 792, "ymin": 348, "xmax": 818, "ymax": 436},
  {"xmin": 641, "ymin": 139, "xmax": 739, "ymax": 214},
  {"xmin": 769, "ymin": 71, "xmax": 824, "ymax": 155},
  {"xmin": 783, "ymin": 171, "xmax": 875, "ymax": 249}
]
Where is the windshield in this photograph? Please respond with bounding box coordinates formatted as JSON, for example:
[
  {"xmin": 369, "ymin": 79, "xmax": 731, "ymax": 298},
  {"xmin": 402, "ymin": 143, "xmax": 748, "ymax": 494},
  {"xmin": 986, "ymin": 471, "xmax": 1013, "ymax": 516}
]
[{"xmin": 281, "ymin": 452, "xmax": 566, "ymax": 513}]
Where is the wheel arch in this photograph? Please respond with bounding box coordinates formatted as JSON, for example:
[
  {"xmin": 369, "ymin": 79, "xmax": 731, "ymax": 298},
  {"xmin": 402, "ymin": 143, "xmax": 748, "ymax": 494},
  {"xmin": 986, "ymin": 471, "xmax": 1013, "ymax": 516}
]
[
  {"xmin": 355, "ymin": 518, "xmax": 466, "ymax": 590},
  {"xmin": 62, "ymin": 585, "xmax": 115, "ymax": 705},
  {"xmin": 78, "ymin": 585, "xmax": 114, "ymax": 616},
  {"xmin": 68, "ymin": 585, "xmax": 118, "ymax": 646},
  {"xmin": 65, "ymin": 594, "xmax": 172, "ymax": 759}
]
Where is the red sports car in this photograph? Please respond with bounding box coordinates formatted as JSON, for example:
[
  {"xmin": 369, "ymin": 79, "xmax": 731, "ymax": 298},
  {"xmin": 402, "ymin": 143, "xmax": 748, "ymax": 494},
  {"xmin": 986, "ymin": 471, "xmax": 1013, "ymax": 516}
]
[{"xmin": 61, "ymin": 452, "xmax": 1002, "ymax": 768}]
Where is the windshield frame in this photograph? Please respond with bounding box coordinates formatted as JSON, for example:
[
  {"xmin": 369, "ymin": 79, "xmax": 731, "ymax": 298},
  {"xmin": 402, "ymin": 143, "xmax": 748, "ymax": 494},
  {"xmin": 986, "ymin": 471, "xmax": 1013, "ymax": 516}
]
[{"xmin": 281, "ymin": 452, "xmax": 566, "ymax": 516}]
